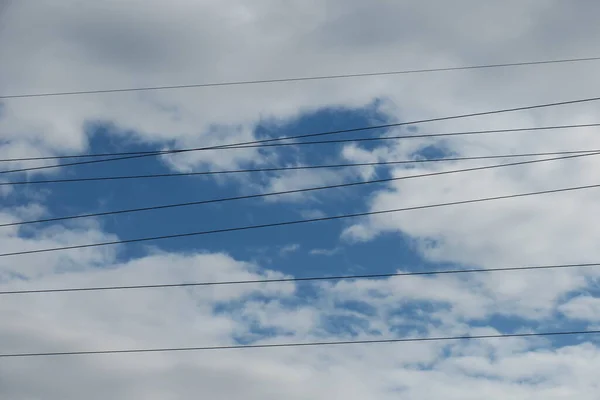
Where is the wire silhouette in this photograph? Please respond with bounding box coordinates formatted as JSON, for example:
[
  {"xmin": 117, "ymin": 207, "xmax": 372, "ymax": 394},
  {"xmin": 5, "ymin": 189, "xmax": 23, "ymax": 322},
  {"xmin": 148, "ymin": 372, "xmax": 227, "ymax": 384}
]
[
  {"xmin": 2, "ymin": 55, "xmax": 599, "ymax": 99},
  {"xmin": 1, "ymin": 329, "xmax": 598, "ymax": 358},
  {"xmin": 2, "ymin": 150, "xmax": 598, "ymax": 228},
  {"xmin": 3, "ymin": 97, "xmax": 600, "ymax": 175},
  {"xmin": 1, "ymin": 180, "xmax": 600, "ymax": 258}
]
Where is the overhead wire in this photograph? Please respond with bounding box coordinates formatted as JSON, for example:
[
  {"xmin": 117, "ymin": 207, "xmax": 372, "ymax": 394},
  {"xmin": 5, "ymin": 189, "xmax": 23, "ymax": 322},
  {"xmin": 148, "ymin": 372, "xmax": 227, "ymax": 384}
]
[
  {"xmin": 2, "ymin": 150, "xmax": 599, "ymax": 228},
  {"xmin": 2, "ymin": 261, "xmax": 600, "ymax": 296},
  {"xmin": 1, "ymin": 149, "xmax": 598, "ymax": 187},
  {"xmin": 2, "ymin": 180, "xmax": 600, "ymax": 258},
  {"xmin": 1, "ymin": 55, "xmax": 600, "ymax": 100},
  {"xmin": 3, "ymin": 95, "xmax": 600, "ymax": 175},
  {"xmin": 1, "ymin": 329, "xmax": 599, "ymax": 358},
  {"xmin": 0, "ymin": 122, "xmax": 599, "ymax": 163}
]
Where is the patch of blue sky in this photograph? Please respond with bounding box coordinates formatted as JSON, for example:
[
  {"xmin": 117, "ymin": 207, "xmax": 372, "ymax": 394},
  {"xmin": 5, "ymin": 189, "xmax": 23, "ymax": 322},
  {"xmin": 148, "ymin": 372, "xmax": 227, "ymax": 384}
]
[
  {"xmin": 412, "ymin": 142, "xmax": 454, "ymax": 160},
  {"xmin": 230, "ymin": 321, "xmax": 290, "ymax": 345},
  {"xmin": 320, "ymin": 313, "xmax": 380, "ymax": 337},
  {"xmin": 10, "ymin": 103, "xmax": 438, "ymax": 276},
  {"xmin": 385, "ymin": 301, "xmax": 448, "ymax": 336}
]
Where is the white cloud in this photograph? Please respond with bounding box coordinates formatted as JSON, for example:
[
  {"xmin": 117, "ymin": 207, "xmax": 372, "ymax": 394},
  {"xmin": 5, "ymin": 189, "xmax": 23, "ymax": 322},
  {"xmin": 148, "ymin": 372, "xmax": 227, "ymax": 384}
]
[
  {"xmin": 310, "ymin": 247, "xmax": 340, "ymax": 256},
  {"xmin": 279, "ymin": 243, "xmax": 300, "ymax": 256},
  {"xmin": 559, "ymin": 296, "xmax": 600, "ymax": 322},
  {"xmin": 2, "ymin": 0, "xmax": 599, "ymax": 173},
  {"xmin": 1, "ymin": 235, "xmax": 600, "ymax": 399},
  {"xmin": 299, "ymin": 209, "xmax": 327, "ymax": 219},
  {"xmin": 0, "ymin": 194, "xmax": 599, "ymax": 398}
]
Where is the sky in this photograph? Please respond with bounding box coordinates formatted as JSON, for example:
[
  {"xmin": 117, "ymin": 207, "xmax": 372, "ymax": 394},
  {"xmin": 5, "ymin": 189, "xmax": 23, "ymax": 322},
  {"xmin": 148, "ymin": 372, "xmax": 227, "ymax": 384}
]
[{"xmin": 1, "ymin": 0, "xmax": 600, "ymax": 398}]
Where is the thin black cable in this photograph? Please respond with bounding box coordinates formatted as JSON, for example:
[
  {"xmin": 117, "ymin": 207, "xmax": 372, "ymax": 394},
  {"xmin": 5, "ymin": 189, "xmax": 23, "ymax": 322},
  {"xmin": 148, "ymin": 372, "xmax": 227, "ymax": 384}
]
[
  {"xmin": 1, "ymin": 122, "xmax": 599, "ymax": 163},
  {"xmin": 3, "ymin": 95, "xmax": 600, "ymax": 175},
  {"xmin": 2, "ymin": 180, "xmax": 600, "ymax": 258},
  {"xmin": 1, "ymin": 330, "xmax": 599, "ymax": 358},
  {"xmin": 2, "ymin": 56, "xmax": 600, "ymax": 100},
  {"xmin": 4, "ymin": 150, "xmax": 598, "ymax": 228},
  {"xmin": 2, "ymin": 262, "xmax": 599, "ymax": 296},
  {"xmin": 2, "ymin": 149, "xmax": 598, "ymax": 187}
]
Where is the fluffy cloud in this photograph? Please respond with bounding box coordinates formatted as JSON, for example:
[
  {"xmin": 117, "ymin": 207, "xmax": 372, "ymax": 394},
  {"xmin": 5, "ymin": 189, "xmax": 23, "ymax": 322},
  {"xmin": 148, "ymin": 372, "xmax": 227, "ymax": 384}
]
[
  {"xmin": 559, "ymin": 296, "xmax": 600, "ymax": 322},
  {"xmin": 1, "ymin": 233, "xmax": 600, "ymax": 399},
  {"xmin": 1, "ymin": 235, "xmax": 600, "ymax": 399},
  {"xmin": 2, "ymin": 0, "xmax": 599, "ymax": 170}
]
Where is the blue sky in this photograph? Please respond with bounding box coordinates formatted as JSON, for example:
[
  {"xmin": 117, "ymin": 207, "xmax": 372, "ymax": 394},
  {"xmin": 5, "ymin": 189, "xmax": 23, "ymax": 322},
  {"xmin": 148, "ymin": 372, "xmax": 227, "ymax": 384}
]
[{"xmin": 40, "ymin": 103, "xmax": 430, "ymax": 275}]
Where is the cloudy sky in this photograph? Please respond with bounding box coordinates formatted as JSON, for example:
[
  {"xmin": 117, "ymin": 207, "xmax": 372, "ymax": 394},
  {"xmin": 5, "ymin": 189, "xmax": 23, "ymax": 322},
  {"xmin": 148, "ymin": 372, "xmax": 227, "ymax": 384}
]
[{"xmin": 2, "ymin": 0, "xmax": 600, "ymax": 398}]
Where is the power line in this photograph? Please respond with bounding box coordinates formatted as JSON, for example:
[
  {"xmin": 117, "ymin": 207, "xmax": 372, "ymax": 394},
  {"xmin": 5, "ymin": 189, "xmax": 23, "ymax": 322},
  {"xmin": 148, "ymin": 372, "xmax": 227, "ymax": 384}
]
[
  {"xmin": 3, "ymin": 151, "xmax": 599, "ymax": 229},
  {"xmin": 2, "ymin": 56, "xmax": 600, "ymax": 100},
  {"xmin": 2, "ymin": 261, "xmax": 599, "ymax": 296},
  {"xmin": 1, "ymin": 329, "xmax": 599, "ymax": 358},
  {"xmin": 3, "ymin": 95, "xmax": 600, "ymax": 175},
  {"xmin": 2, "ymin": 181, "xmax": 600, "ymax": 258},
  {"xmin": 2, "ymin": 149, "xmax": 598, "ymax": 187},
  {"xmin": 1, "ymin": 122, "xmax": 599, "ymax": 163}
]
